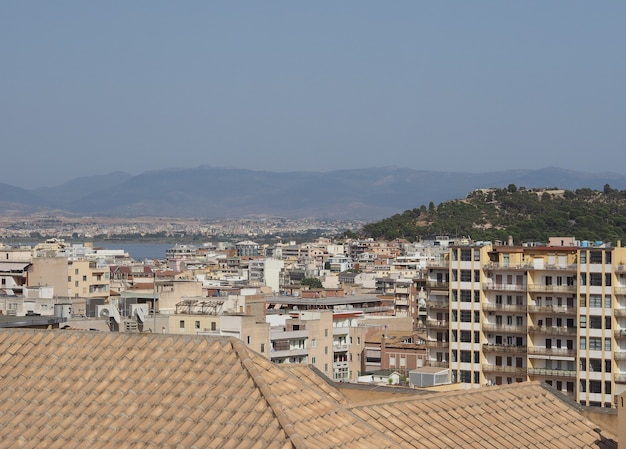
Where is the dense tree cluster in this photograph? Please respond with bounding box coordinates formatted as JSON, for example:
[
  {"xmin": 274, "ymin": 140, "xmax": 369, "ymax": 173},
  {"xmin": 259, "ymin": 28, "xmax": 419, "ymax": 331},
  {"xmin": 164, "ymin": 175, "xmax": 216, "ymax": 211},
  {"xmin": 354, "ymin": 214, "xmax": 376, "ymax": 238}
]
[{"xmin": 361, "ymin": 185, "xmax": 626, "ymax": 244}]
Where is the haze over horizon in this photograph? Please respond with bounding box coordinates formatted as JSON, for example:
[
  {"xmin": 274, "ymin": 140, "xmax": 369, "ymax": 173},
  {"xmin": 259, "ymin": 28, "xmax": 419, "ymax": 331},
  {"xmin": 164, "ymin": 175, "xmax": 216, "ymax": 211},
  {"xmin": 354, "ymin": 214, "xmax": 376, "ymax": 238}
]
[{"xmin": 2, "ymin": 2, "xmax": 625, "ymax": 188}]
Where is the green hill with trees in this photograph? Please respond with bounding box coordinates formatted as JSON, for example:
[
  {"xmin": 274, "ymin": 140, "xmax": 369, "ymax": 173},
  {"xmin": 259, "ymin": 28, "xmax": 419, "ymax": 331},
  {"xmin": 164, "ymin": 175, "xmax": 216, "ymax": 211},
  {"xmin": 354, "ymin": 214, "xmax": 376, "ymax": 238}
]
[{"xmin": 360, "ymin": 185, "xmax": 626, "ymax": 244}]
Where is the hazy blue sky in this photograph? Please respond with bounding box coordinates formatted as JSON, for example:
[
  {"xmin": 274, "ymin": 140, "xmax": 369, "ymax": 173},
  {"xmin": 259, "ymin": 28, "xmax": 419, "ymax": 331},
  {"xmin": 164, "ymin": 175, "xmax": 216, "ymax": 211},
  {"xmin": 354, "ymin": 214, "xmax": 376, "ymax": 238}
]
[{"xmin": 1, "ymin": 2, "xmax": 625, "ymax": 187}]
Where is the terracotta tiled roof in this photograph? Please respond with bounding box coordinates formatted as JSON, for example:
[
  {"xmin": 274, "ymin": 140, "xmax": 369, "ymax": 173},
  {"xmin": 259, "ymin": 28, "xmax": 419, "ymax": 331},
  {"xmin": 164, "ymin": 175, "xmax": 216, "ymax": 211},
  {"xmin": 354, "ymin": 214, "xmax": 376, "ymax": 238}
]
[
  {"xmin": 348, "ymin": 382, "xmax": 616, "ymax": 449},
  {"xmin": 0, "ymin": 329, "xmax": 617, "ymax": 448},
  {"xmin": 0, "ymin": 329, "xmax": 393, "ymax": 449}
]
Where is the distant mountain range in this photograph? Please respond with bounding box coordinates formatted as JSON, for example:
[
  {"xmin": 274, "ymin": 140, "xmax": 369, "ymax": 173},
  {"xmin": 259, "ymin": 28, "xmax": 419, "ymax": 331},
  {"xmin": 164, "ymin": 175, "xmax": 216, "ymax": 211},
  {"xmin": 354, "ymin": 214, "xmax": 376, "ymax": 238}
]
[{"xmin": 1, "ymin": 166, "xmax": 626, "ymax": 220}]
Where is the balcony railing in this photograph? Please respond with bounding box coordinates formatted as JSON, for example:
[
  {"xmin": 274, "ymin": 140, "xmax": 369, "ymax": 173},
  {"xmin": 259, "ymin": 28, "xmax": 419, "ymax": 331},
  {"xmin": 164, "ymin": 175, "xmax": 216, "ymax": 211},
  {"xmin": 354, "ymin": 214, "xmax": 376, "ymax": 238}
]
[
  {"xmin": 428, "ymin": 361, "xmax": 449, "ymax": 368},
  {"xmin": 427, "ymin": 281, "xmax": 450, "ymax": 289},
  {"xmin": 614, "ymin": 351, "xmax": 626, "ymax": 361},
  {"xmin": 527, "ymin": 347, "xmax": 576, "ymax": 357},
  {"xmin": 482, "ymin": 283, "xmax": 527, "ymax": 292},
  {"xmin": 482, "ymin": 303, "xmax": 526, "ymax": 313},
  {"xmin": 614, "ymin": 287, "xmax": 626, "ymax": 295},
  {"xmin": 527, "ymin": 326, "xmax": 577, "ymax": 336},
  {"xmin": 333, "ymin": 361, "xmax": 349, "ymax": 370},
  {"xmin": 483, "ymin": 323, "xmax": 527, "ymax": 334},
  {"xmin": 482, "ymin": 364, "xmax": 526, "ymax": 374},
  {"xmin": 528, "ymin": 368, "xmax": 576, "ymax": 378},
  {"xmin": 527, "ymin": 305, "xmax": 577, "ymax": 314},
  {"xmin": 614, "ymin": 308, "xmax": 626, "ymax": 317},
  {"xmin": 425, "ymin": 340, "xmax": 449, "ymax": 348},
  {"xmin": 483, "ymin": 262, "xmax": 533, "ymax": 271},
  {"xmin": 270, "ymin": 348, "xmax": 309, "ymax": 359},
  {"xmin": 394, "ymin": 299, "xmax": 409, "ymax": 306},
  {"xmin": 426, "ymin": 320, "xmax": 449, "ymax": 329},
  {"xmin": 482, "ymin": 344, "xmax": 527, "ymax": 354},
  {"xmin": 614, "ymin": 329, "xmax": 626, "ymax": 339},
  {"xmin": 615, "ymin": 373, "xmax": 626, "ymax": 383},
  {"xmin": 333, "ymin": 344, "xmax": 349, "ymax": 352},
  {"xmin": 527, "ymin": 285, "xmax": 576, "ymax": 293},
  {"xmin": 427, "ymin": 299, "xmax": 449, "ymax": 309}
]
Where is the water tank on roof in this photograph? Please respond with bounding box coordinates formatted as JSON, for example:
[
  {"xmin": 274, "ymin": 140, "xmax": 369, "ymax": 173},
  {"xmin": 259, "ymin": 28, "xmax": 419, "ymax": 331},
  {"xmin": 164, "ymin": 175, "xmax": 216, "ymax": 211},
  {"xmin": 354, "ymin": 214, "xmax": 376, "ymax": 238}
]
[
  {"xmin": 54, "ymin": 304, "xmax": 73, "ymax": 320},
  {"xmin": 581, "ymin": 241, "xmax": 589, "ymax": 248}
]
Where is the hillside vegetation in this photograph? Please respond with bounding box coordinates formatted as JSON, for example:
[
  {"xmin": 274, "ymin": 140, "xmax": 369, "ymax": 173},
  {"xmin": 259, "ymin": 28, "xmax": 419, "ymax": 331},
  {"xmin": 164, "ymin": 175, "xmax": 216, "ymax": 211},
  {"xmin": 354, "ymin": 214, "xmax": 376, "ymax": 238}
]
[{"xmin": 361, "ymin": 185, "xmax": 626, "ymax": 244}]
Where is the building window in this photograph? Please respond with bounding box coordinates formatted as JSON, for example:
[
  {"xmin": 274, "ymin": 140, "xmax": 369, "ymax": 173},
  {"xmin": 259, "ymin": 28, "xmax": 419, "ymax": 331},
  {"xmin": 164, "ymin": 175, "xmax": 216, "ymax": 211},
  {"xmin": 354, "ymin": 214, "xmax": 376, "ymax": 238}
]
[
  {"xmin": 460, "ymin": 370, "xmax": 471, "ymax": 383},
  {"xmin": 195, "ymin": 321, "xmax": 200, "ymax": 329},
  {"xmin": 312, "ymin": 356, "xmax": 316, "ymax": 364},
  {"xmin": 589, "ymin": 274, "xmax": 602, "ymax": 287},
  {"xmin": 247, "ymin": 336, "xmax": 251, "ymax": 344},
  {"xmin": 75, "ymin": 269, "xmax": 79, "ymax": 275},
  {"xmin": 589, "ymin": 316, "xmax": 602, "ymax": 329},
  {"xmin": 324, "ymin": 363, "xmax": 328, "ymax": 372},
  {"xmin": 325, "ymin": 329, "xmax": 328, "ymax": 337},
  {"xmin": 261, "ymin": 344, "xmax": 265, "ymax": 353},
  {"xmin": 325, "ymin": 346, "xmax": 328, "ymax": 355},
  {"xmin": 82, "ymin": 275, "xmax": 87, "ymax": 281},
  {"xmin": 461, "ymin": 250, "xmax": 471, "ymax": 262},
  {"xmin": 67, "ymin": 276, "xmax": 71, "ymax": 282},
  {"xmin": 460, "ymin": 351, "xmax": 471, "ymax": 363},
  {"xmin": 590, "ymin": 251, "xmax": 603, "ymax": 264},
  {"xmin": 211, "ymin": 321, "xmax": 216, "ymax": 331},
  {"xmin": 589, "ymin": 295, "xmax": 602, "ymax": 308},
  {"xmin": 589, "ymin": 337, "xmax": 602, "ymax": 351},
  {"xmin": 311, "ymin": 339, "xmax": 316, "ymax": 348},
  {"xmin": 460, "ymin": 270, "xmax": 472, "ymax": 282},
  {"xmin": 605, "ymin": 338, "xmax": 611, "ymax": 351},
  {"xmin": 460, "ymin": 311, "xmax": 471, "ymax": 322},
  {"xmin": 580, "ymin": 337, "xmax": 586, "ymax": 350},
  {"xmin": 605, "ymin": 295, "xmax": 612, "ymax": 309},
  {"xmin": 460, "ymin": 331, "xmax": 471, "ymax": 343},
  {"xmin": 179, "ymin": 320, "xmax": 185, "ymax": 329}
]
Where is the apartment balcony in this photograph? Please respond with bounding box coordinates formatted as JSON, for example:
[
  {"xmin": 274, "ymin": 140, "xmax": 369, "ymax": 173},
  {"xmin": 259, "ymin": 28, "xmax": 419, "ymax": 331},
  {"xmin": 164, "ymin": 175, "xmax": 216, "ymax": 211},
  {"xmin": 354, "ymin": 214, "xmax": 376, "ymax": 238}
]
[
  {"xmin": 483, "ymin": 262, "xmax": 532, "ymax": 271},
  {"xmin": 614, "ymin": 351, "xmax": 626, "ymax": 361},
  {"xmin": 426, "ymin": 320, "xmax": 449, "ymax": 330},
  {"xmin": 527, "ymin": 305, "xmax": 577, "ymax": 314},
  {"xmin": 527, "ymin": 326, "xmax": 577, "ymax": 336},
  {"xmin": 333, "ymin": 344, "xmax": 349, "ymax": 352},
  {"xmin": 483, "ymin": 323, "xmax": 527, "ymax": 334},
  {"xmin": 482, "ymin": 303, "xmax": 527, "ymax": 313},
  {"xmin": 482, "ymin": 283, "xmax": 527, "ymax": 292},
  {"xmin": 615, "ymin": 373, "xmax": 626, "ymax": 383},
  {"xmin": 427, "ymin": 299, "xmax": 449, "ymax": 309},
  {"xmin": 614, "ymin": 329, "xmax": 626, "ymax": 339},
  {"xmin": 482, "ymin": 364, "xmax": 527, "ymax": 375},
  {"xmin": 333, "ymin": 327, "xmax": 350, "ymax": 336},
  {"xmin": 614, "ymin": 308, "xmax": 626, "ymax": 317},
  {"xmin": 425, "ymin": 340, "xmax": 449, "ymax": 348},
  {"xmin": 541, "ymin": 264, "xmax": 578, "ymax": 272},
  {"xmin": 270, "ymin": 348, "xmax": 309, "ymax": 359},
  {"xmin": 428, "ymin": 361, "xmax": 449, "ymax": 368},
  {"xmin": 527, "ymin": 347, "xmax": 576, "ymax": 358},
  {"xmin": 333, "ymin": 361, "xmax": 349, "ymax": 370},
  {"xmin": 527, "ymin": 285, "xmax": 576, "ymax": 293},
  {"xmin": 482, "ymin": 344, "xmax": 527, "ymax": 354},
  {"xmin": 270, "ymin": 329, "xmax": 309, "ymax": 340},
  {"xmin": 427, "ymin": 281, "xmax": 450, "ymax": 290},
  {"xmin": 528, "ymin": 368, "xmax": 576, "ymax": 378},
  {"xmin": 394, "ymin": 298, "xmax": 409, "ymax": 306},
  {"xmin": 614, "ymin": 287, "xmax": 626, "ymax": 295}
]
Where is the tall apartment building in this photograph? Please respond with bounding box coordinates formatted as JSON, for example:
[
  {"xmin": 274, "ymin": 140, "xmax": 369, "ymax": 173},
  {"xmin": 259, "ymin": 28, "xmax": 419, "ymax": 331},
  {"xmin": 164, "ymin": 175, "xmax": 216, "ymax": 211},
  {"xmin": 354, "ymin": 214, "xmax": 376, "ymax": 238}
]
[
  {"xmin": 428, "ymin": 238, "xmax": 626, "ymax": 408},
  {"xmin": 269, "ymin": 310, "xmax": 367, "ymax": 382}
]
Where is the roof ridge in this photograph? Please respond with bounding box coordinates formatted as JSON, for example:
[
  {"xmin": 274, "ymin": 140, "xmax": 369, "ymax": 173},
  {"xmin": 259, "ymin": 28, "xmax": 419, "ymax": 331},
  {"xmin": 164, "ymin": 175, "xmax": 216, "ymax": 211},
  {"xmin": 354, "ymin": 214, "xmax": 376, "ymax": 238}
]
[
  {"xmin": 346, "ymin": 380, "xmax": 545, "ymax": 409},
  {"xmin": 230, "ymin": 338, "xmax": 305, "ymax": 448}
]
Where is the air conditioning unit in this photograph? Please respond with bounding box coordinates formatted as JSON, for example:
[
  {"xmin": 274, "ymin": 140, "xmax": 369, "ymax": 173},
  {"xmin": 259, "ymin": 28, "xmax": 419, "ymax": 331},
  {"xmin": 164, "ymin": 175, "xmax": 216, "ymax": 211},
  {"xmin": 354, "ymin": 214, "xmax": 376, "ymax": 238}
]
[{"xmin": 97, "ymin": 304, "xmax": 121, "ymax": 324}]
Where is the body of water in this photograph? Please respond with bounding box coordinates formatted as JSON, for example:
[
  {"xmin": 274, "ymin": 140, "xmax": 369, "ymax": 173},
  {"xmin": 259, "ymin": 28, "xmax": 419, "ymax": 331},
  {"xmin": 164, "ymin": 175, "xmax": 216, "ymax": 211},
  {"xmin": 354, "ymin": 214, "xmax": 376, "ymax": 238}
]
[{"xmin": 94, "ymin": 242, "xmax": 174, "ymax": 261}]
